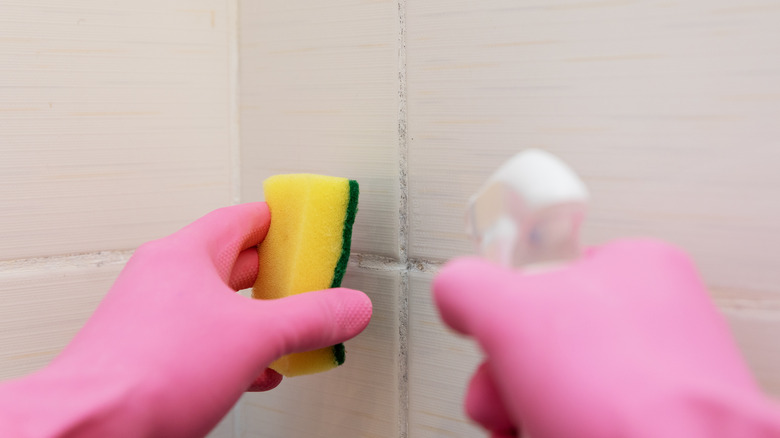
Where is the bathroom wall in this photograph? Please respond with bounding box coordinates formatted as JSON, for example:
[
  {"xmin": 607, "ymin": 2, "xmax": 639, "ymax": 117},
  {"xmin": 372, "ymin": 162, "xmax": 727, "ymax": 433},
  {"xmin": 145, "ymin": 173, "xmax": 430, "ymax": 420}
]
[
  {"xmin": 403, "ymin": 2, "xmax": 780, "ymax": 435},
  {"xmin": 2, "ymin": 1, "xmax": 780, "ymax": 438},
  {"xmin": 241, "ymin": 1, "xmax": 780, "ymax": 437},
  {"xmin": 0, "ymin": 1, "xmax": 241, "ymax": 435}
]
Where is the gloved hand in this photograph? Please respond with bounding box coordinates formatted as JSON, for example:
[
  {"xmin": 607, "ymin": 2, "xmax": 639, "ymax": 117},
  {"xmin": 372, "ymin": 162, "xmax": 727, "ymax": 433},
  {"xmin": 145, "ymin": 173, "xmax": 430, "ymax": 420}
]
[
  {"xmin": 433, "ymin": 239, "xmax": 780, "ymax": 438},
  {"xmin": 0, "ymin": 203, "xmax": 372, "ymax": 437}
]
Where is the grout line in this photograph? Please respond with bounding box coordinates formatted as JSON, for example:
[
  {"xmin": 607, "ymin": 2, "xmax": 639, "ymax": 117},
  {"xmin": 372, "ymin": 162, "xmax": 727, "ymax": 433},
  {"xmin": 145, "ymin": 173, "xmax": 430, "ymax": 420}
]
[
  {"xmin": 398, "ymin": 269, "xmax": 410, "ymax": 438},
  {"xmin": 0, "ymin": 250, "xmax": 134, "ymax": 273},
  {"xmin": 228, "ymin": 3, "xmax": 244, "ymax": 437},
  {"xmin": 349, "ymin": 253, "xmax": 443, "ymax": 273},
  {"xmin": 228, "ymin": 0, "xmax": 242, "ymax": 206},
  {"xmin": 349, "ymin": 253, "xmax": 405, "ymax": 271},
  {"xmin": 396, "ymin": 0, "xmax": 409, "ymax": 435},
  {"xmin": 715, "ymin": 299, "xmax": 780, "ymax": 312},
  {"xmin": 0, "ymin": 249, "xmax": 441, "ymax": 280},
  {"xmin": 397, "ymin": 7, "xmax": 409, "ymax": 263},
  {"xmin": 405, "ymin": 258, "xmax": 442, "ymax": 274}
]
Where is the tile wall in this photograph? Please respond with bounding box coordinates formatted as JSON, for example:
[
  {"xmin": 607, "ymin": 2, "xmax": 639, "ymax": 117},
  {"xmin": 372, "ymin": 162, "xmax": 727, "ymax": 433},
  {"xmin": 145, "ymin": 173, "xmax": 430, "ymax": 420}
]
[
  {"xmin": 2, "ymin": 1, "xmax": 780, "ymax": 437},
  {"xmin": 0, "ymin": 1, "xmax": 240, "ymax": 436}
]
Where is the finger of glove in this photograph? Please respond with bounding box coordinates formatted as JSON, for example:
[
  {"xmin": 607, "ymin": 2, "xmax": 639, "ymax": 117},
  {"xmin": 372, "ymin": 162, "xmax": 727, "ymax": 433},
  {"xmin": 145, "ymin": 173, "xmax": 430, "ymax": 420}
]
[
  {"xmin": 247, "ymin": 368, "xmax": 283, "ymax": 392},
  {"xmin": 256, "ymin": 288, "xmax": 373, "ymax": 359},
  {"xmin": 176, "ymin": 203, "xmax": 270, "ymax": 281},
  {"xmin": 432, "ymin": 257, "xmax": 517, "ymax": 337},
  {"xmin": 229, "ymin": 248, "xmax": 259, "ymax": 291},
  {"xmin": 465, "ymin": 362, "xmax": 519, "ymax": 436}
]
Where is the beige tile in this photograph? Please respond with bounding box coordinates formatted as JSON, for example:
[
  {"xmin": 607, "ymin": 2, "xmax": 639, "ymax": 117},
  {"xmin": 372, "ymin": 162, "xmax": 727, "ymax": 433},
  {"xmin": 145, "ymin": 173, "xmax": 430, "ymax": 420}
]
[
  {"xmin": 0, "ymin": 1, "xmax": 235, "ymax": 260},
  {"xmin": 0, "ymin": 255, "xmax": 126, "ymax": 380},
  {"xmin": 718, "ymin": 294, "xmax": 780, "ymax": 398},
  {"xmin": 405, "ymin": 1, "xmax": 780, "ymax": 298},
  {"xmin": 239, "ymin": 0, "xmax": 401, "ymax": 259},
  {"xmin": 408, "ymin": 271, "xmax": 483, "ymax": 437},
  {"xmin": 240, "ymin": 267, "xmax": 400, "ymax": 438},
  {"xmin": 208, "ymin": 407, "xmax": 236, "ymax": 438}
]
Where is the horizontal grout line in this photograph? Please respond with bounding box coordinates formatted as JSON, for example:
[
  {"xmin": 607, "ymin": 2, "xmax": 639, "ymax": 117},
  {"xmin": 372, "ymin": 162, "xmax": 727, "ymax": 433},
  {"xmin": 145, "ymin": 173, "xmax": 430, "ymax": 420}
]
[
  {"xmin": 0, "ymin": 250, "xmax": 134, "ymax": 273},
  {"xmin": 0, "ymin": 250, "xmax": 447, "ymax": 275},
  {"xmin": 349, "ymin": 252, "xmax": 445, "ymax": 273},
  {"xmin": 349, "ymin": 253, "xmax": 403, "ymax": 270},
  {"xmin": 715, "ymin": 299, "xmax": 780, "ymax": 313},
  {"xmin": 348, "ymin": 257, "xmax": 780, "ymax": 310},
  {"xmin": 406, "ymin": 258, "xmax": 442, "ymax": 273}
]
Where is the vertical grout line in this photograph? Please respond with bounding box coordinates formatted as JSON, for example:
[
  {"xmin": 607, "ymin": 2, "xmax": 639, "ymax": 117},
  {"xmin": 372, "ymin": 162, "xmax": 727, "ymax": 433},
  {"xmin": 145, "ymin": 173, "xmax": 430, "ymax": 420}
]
[
  {"xmin": 397, "ymin": 4, "xmax": 409, "ymax": 262},
  {"xmin": 228, "ymin": 1, "xmax": 244, "ymax": 437},
  {"xmin": 397, "ymin": 0, "xmax": 409, "ymax": 436},
  {"xmin": 398, "ymin": 271, "xmax": 410, "ymax": 438},
  {"xmin": 228, "ymin": 0, "xmax": 242, "ymax": 206}
]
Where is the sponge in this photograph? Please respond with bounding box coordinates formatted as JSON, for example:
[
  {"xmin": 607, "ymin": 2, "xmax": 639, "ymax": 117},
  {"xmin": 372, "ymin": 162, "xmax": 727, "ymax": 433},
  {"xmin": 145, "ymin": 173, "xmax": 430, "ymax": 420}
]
[{"xmin": 252, "ymin": 174, "xmax": 359, "ymax": 376}]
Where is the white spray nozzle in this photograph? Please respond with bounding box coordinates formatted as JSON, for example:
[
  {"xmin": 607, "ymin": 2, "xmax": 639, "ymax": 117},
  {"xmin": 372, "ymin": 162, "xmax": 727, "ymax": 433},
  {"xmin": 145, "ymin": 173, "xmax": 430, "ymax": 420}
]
[{"xmin": 466, "ymin": 149, "xmax": 589, "ymax": 269}]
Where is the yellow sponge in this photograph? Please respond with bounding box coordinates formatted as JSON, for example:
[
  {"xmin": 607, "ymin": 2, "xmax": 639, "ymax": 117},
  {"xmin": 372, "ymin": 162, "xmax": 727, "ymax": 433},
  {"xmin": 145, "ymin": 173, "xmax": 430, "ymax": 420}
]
[{"xmin": 252, "ymin": 174, "xmax": 359, "ymax": 376}]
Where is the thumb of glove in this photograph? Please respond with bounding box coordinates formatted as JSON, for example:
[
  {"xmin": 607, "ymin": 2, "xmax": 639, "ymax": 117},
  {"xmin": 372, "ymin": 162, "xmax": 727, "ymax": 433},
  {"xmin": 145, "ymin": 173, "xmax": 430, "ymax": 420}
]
[{"xmin": 254, "ymin": 288, "xmax": 373, "ymax": 359}]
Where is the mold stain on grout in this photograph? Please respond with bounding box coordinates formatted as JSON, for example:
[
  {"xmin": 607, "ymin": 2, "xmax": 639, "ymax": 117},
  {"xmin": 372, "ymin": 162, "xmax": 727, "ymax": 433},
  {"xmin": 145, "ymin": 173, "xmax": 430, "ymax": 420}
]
[
  {"xmin": 396, "ymin": 0, "xmax": 410, "ymax": 436},
  {"xmin": 348, "ymin": 253, "xmax": 444, "ymax": 273}
]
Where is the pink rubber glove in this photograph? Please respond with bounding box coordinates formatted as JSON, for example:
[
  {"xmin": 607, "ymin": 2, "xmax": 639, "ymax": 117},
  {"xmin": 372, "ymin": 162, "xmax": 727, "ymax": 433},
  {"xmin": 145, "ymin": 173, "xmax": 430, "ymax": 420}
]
[
  {"xmin": 0, "ymin": 203, "xmax": 372, "ymax": 437},
  {"xmin": 433, "ymin": 239, "xmax": 780, "ymax": 438}
]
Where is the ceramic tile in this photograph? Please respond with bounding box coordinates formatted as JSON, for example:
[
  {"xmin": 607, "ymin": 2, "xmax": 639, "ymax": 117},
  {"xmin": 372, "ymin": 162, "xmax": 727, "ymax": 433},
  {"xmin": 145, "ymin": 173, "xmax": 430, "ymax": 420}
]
[
  {"xmin": 405, "ymin": 0, "xmax": 780, "ymax": 300},
  {"xmin": 208, "ymin": 408, "xmax": 236, "ymax": 438},
  {"xmin": 408, "ymin": 271, "xmax": 483, "ymax": 437},
  {"xmin": 0, "ymin": 256, "xmax": 125, "ymax": 380},
  {"xmin": 240, "ymin": 267, "xmax": 400, "ymax": 438},
  {"xmin": 240, "ymin": 0, "xmax": 401, "ymax": 259},
  {"xmin": 716, "ymin": 291, "xmax": 780, "ymax": 397},
  {"xmin": 0, "ymin": 1, "xmax": 235, "ymax": 260}
]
